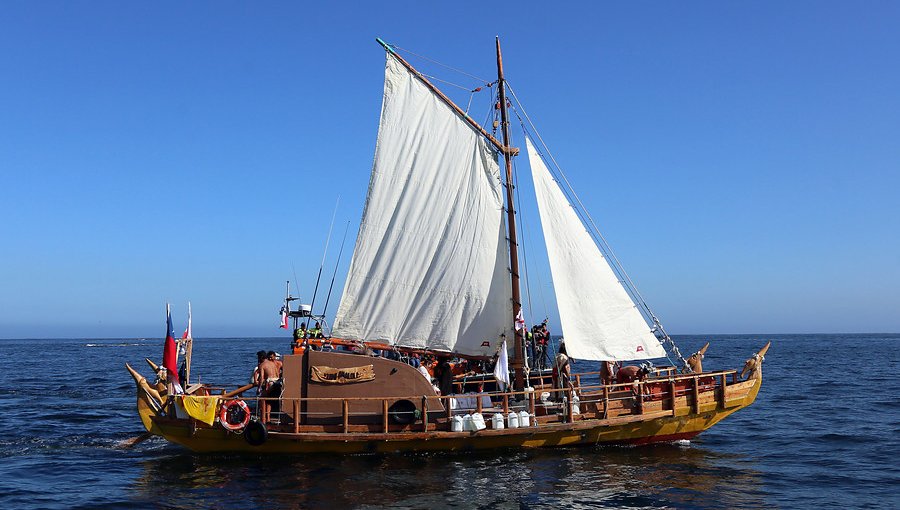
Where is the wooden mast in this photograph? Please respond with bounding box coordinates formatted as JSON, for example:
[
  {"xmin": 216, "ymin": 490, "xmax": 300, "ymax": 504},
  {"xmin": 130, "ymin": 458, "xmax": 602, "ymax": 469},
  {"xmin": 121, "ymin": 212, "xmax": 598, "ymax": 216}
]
[{"xmin": 495, "ymin": 36, "xmax": 525, "ymax": 391}]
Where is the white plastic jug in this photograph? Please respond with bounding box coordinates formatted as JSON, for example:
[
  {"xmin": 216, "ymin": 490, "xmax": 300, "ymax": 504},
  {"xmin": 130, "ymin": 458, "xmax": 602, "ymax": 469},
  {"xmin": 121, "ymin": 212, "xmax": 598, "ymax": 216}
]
[
  {"xmin": 471, "ymin": 413, "xmax": 487, "ymax": 431},
  {"xmin": 451, "ymin": 415, "xmax": 464, "ymax": 432},
  {"xmin": 518, "ymin": 410, "xmax": 530, "ymax": 427},
  {"xmin": 507, "ymin": 411, "xmax": 520, "ymax": 429},
  {"xmin": 492, "ymin": 413, "xmax": 505, "ymax": 429},
  {"xmin": 463, "ymin": 414, "xmax": 474, "ymax": 431}
]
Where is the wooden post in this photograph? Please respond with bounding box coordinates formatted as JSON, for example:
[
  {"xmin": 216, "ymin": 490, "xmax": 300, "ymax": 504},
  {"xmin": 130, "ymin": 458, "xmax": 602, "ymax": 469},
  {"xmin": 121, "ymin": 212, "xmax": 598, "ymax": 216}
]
[
  {"xmin": 669, "ymin": 381, "xmax": 677, "ymax": 412},
  {"xmin": 529, "ymin": 390, "xmax": 536, "ymax": 418},
  {"xmin": 575, "ymin": 374, "xmax": 581, "ymax": 387},
  {"xmin": 342, "ymin": 399, "xmax": 349, "ymax": 433},
  {"xmin": 692, "ymin": 376, "xmax": 700, "ymax": 414},
  {"xmin": 602, "ymin": 385, "xmax": 610, "ymax": 419},
  {"xmin": 293, "ymin": 400, "xmax": 300, "ymax": 434},
  {"xmin": 421, "ymin": 396, "xmax": 429, "ymax": 432},
  {"xmin": 476, "ymin": 392, "xmax": 483, "ymax": 415},
  {"xmin": 566, "ymin": 387, "xmax": 574, "ymax": 422},
  {"xmin": 445, "ymin": 395, "xmax": 452, "ymax": 421},
  {"xmin": 502, "ymin": 394, "xmax": 509, "ymax": 415},
  {"xmin": 382, "ymin": 399, "xmax": 389, "ymax": 433},
  {"xmin": 637, "ymin": 383, "xmax": 644, "ymax": 415}
]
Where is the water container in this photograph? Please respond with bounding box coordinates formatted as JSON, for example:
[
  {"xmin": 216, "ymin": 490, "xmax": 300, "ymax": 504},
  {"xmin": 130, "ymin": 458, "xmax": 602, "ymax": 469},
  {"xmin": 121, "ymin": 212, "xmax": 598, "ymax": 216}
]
[
  {"xmin": 492, "ymin": 413, "xmax": 505, "ymax": 430},
  {"xmin": 518, "ymin": 410, "xmax": 530, "ymax": 427},
  {"xmin": 463, "ymin": 414, "xmax": 474, "ymax": 431},
  {"xmin": 451, "ymin": 415, "xmax": 464, "ymax": 432},
  {"xmin": 471, "ymin": 413, "xmax": 487, "ymax": 431},
  {"xmin": 507, "ymin": 411, "xmax": 520, "ymax": 429}
]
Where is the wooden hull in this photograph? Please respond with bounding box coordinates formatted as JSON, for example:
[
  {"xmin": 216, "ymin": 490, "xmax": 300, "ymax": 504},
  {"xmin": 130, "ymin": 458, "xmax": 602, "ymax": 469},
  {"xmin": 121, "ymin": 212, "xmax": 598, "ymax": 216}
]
[{"xmin": 141, "ymin": 376, "xmax": 761, "ymax": 454}]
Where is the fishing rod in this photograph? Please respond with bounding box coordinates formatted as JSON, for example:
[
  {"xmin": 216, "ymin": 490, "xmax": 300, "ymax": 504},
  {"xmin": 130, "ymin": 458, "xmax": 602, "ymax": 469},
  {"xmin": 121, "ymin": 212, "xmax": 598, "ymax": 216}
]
[
  {"xmin": 307, "ymin": 197, "xmax": 340, "ymax": 316},
  {"xmin": 321, "ymin": 220, "xmax": 351, "ymax": 320}
]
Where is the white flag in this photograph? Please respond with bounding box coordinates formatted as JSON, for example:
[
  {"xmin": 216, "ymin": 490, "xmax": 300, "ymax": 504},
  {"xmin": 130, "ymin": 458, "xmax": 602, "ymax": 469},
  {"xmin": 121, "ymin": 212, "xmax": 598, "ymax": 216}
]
[{"xmin": 493, "ymin": 340, "xmax": 510, "ymax": 387}]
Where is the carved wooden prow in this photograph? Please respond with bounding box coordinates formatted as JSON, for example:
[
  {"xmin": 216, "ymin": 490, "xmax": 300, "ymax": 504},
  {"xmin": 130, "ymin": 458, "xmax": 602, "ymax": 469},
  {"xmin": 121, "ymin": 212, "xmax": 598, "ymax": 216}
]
[
  {"xmin": 144, "ymin": 358, "xmax": 167, "ymax": 393},
  {"xmin": 683, "ymin": 341, "xmax": 710, "ymax": 374},
  {"xmin": 740, "ymin": 341, "xmax": 771, "ymax": 380},
  {"xmin": 125, "ymin": 362, "xmax": 164, "ymax": 405}
]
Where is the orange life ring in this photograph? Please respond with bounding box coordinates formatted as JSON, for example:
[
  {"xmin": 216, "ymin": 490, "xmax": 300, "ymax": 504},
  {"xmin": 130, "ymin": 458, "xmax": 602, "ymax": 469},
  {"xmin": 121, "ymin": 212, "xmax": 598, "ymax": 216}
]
[{"xmin": 219, "ymin": 399, "xmax": 251, "ymax": 432}]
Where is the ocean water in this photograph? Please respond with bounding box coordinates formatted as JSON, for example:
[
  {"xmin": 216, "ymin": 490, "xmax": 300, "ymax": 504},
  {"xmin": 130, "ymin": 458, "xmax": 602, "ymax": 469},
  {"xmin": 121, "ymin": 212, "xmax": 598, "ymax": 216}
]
[{"xmin": 0, "ymin": 334, "xmax": 897, "ymax": 509}]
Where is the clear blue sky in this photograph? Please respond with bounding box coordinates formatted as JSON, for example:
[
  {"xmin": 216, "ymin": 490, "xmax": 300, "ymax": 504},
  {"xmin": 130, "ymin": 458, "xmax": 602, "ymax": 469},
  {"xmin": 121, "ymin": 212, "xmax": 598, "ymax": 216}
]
[{"xmin": 1, "ymin": 2, "xmax": 898, "ymax": 338}]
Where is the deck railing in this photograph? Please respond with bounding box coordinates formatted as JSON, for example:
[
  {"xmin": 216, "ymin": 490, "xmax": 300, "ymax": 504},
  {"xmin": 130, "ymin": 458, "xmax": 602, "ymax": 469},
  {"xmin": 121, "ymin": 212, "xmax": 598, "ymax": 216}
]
[{"xmin": 177, "ymin": 368, "xmax": 742, "ymax": 435}]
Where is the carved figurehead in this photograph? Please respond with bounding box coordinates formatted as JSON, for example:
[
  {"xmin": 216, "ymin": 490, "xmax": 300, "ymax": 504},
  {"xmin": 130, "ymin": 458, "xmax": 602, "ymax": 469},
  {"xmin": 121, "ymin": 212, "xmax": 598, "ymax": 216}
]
[
  {"xmin": 683, "ymin": 342, "xmax": 710, "ymax": 374},
  {"xmin": 740, "ymin": 341, "xmax": 771, "ymax": 380}
]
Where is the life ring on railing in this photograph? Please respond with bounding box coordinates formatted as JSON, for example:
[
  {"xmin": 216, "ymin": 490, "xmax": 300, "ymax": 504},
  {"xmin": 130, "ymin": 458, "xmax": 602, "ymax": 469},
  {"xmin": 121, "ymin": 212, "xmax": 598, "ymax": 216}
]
[{"xmin": 219, "ymin": 399, "xmax": 251, "ymax": 432}]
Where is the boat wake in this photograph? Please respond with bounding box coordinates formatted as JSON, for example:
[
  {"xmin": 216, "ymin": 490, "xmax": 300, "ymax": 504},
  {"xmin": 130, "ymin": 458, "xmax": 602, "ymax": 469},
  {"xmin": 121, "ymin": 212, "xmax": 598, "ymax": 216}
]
[{"xmin": 85, "ymin": 343, "xmax": 152, "ymax": 347}]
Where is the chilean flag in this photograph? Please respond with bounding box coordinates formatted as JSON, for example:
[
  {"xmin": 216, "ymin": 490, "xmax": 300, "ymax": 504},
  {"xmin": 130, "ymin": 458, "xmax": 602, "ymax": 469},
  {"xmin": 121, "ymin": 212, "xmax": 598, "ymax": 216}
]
[{"xmin": 163, "ymin": 303, "xmax": 180, "ymax": 384}]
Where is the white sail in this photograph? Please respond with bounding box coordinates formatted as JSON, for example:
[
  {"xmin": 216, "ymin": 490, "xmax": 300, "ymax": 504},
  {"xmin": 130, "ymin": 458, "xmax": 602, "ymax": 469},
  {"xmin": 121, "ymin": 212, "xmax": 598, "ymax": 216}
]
[
  {"xmin": 526, "ymin": 137, "xmax": 665, "ymax": 361},
  {"xmin": 332, "ymin": 54, "xmax": 512, "ymax": 357}
]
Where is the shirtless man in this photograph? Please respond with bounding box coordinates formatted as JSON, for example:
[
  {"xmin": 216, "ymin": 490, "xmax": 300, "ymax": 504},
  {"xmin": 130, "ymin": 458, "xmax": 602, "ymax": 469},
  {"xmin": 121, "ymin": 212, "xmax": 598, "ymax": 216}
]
[
  {"xmin": 258, "ymin": 353, "xmax": 281, "ymax": 424},
  {"xmin": 250, "ymin": 351, "xmax": 266, "ymax": 386},
  {"xmin": 615, "ymin": 365, "xmax": 650, "ymax": 385}
]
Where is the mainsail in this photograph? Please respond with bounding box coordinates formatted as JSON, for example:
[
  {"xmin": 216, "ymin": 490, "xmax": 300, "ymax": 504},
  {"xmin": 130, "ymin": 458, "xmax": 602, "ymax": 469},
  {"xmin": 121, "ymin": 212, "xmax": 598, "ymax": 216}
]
[
  {"xmin": 332, "ymin": 54, "xmax": 513, "ymax": 357},
  {"xmin": 526, "ymin": 137, "xmax": 666, "ymax": 361}
]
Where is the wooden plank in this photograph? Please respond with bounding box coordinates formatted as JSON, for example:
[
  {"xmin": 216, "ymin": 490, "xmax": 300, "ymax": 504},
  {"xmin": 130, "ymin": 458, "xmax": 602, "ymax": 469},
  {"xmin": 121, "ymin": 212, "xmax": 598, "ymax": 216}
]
[
  {"xmin": 382, "ymin": 399, "xmax": 389, "ymax": 433},
  {"xmin": 342, "ymin": 399, "xmax": 349, "ymax": 433},
  {"xmin": 421, "ymin": 396, "xmax": 429, "ymax": 432}
]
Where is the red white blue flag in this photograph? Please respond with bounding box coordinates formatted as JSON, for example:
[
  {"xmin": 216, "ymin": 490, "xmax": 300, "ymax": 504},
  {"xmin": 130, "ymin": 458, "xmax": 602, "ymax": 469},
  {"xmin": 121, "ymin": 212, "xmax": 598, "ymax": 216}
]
[{"xmin": 163, "ymin": 303, "xmax": 180, "ymax": 384}]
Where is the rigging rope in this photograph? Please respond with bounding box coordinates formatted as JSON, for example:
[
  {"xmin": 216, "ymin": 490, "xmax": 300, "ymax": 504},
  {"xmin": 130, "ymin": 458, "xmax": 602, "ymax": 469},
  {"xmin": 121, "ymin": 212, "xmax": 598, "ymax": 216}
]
[
  {"xmin": 392, "ymin": 45, "xmax": 490, "ymax": 84},
  {"xmin": 505, "ymin": 82, "xmax": 688, "ymax": 370}
]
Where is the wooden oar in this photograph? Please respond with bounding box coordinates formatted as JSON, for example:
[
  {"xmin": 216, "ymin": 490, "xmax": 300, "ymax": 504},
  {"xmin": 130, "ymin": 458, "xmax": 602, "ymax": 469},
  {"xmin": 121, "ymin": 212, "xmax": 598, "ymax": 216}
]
[
  {"xmin": 116, "ymin": 432, "xmax": 152, "ymax": 449},
  {"xmin": 222, "ymin": 383, "xmax": 255, "ymax": 399}
]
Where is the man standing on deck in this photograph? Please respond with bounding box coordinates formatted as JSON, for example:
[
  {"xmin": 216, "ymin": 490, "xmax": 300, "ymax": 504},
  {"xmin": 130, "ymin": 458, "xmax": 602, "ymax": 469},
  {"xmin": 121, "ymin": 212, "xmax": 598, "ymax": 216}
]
[{"xmin": 257, "ymin": 353, "xmax": 281, "ymax": 424}]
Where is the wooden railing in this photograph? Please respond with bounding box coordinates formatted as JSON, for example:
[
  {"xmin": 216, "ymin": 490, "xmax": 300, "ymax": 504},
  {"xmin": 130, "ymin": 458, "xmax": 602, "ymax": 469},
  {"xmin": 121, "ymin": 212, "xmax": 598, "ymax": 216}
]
[{"xmin": 187, "ymin": 369, "xmax": 741, "ymax": 434}]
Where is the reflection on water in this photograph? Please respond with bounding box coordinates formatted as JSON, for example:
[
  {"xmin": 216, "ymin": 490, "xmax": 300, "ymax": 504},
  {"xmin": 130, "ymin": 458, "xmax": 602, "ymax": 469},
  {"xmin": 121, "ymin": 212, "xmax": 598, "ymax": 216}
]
[{"xmin": 129, "ymin": 442, "xmax": 764, "ymax": 509}]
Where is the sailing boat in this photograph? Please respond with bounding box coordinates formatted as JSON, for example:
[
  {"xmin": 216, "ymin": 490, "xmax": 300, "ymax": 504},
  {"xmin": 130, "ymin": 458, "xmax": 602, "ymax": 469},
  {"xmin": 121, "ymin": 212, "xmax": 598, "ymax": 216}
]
[{"xmin": 125, "ymin": 38, "xmax": 769, "ymax": 454}]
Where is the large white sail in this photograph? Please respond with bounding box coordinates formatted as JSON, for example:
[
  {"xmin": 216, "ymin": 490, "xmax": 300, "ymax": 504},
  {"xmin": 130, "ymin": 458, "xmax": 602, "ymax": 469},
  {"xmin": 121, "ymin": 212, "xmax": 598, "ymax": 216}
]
[
  {"xmin": 332, "ymin": 54, "xmax": 512, "ymax": 357},
  {"xmin": 526, "ymin": 137, "xmax": 665, "ymax": 361}
]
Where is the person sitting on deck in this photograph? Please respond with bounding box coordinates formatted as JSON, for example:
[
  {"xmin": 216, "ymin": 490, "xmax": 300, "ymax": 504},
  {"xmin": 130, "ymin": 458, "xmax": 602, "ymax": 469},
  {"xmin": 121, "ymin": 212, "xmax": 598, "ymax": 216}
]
[
  {"xmin": 292, "ymin": 323, "xmax": 308, "ymax": 349},
  {"xmin": 309, "ymin": 322, "xmax": 323, "ymax": 339}
]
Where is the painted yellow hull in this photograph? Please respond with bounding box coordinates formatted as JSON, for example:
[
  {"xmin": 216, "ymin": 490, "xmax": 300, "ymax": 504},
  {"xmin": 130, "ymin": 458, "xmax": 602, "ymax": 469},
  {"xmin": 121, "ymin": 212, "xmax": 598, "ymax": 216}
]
[{"xmin": 142, "ymin": 377, "xmax": 761, "ymax": 454}]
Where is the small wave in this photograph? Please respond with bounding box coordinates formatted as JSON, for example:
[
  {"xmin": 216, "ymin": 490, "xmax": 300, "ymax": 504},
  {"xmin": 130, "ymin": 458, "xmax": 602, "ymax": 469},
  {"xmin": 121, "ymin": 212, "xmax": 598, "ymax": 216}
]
[
  {"xmin": 672, "ymin": 439, "xmax": 691, "ymax": 447},
  {"xmin": 85, "ymin": 343, "xmax": 153, "ymax": 347}
]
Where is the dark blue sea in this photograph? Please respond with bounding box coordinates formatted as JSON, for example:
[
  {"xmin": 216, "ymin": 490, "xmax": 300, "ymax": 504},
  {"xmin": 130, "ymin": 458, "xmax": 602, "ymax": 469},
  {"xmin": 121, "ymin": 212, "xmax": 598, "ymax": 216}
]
[{"xmin": 0, "ymin": 334, "xmax": 897, "ymax": 509}]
